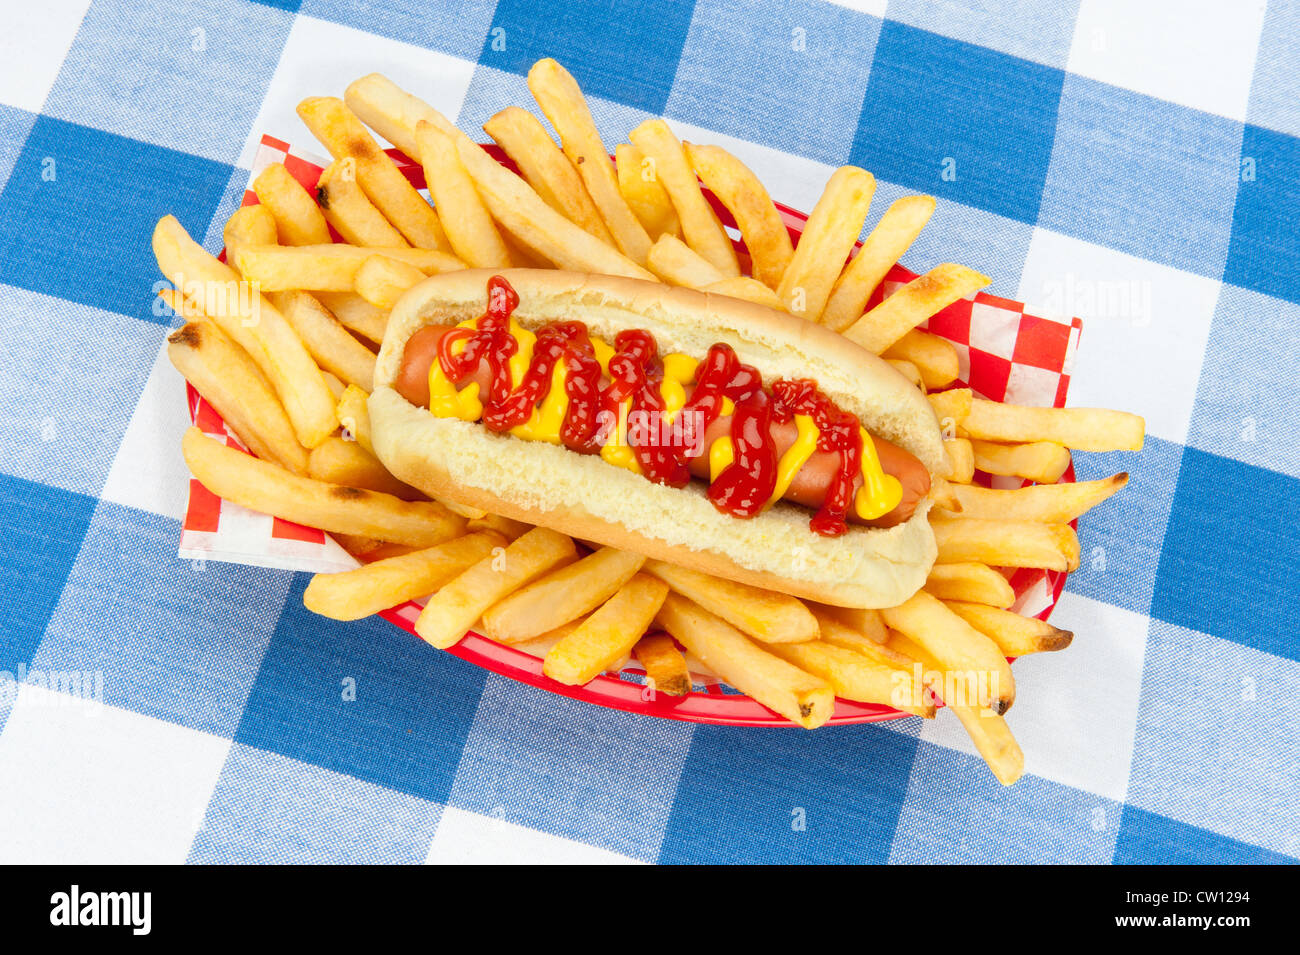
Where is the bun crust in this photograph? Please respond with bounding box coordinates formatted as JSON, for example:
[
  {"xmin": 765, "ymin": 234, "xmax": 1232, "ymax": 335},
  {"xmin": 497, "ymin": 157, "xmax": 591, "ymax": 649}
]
[{"xmin": 370, "ymin": 269, "xmax": 942, "ymax": 608}]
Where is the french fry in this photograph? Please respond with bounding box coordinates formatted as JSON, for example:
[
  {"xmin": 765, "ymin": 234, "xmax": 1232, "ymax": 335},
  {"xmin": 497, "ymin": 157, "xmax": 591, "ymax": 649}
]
[
  {"xmin": 942, "ymin": 473, "xmax": 1129, "ymax": 523},
  {"xmin": 806, "ymin": 602, "xmax": 889, "ymax": 645},
  {"xmin": 415, "ymin": 120, "xmax": 512, "ymax": 268},
  {"xmin": 768, "ymin": 641, "xmax": 934, "ymax": 717},
  {"xmin": 883, "ymin": 329, "xmax": 959, "ymax": 389},
  {"xmin": 223, "ymin": 207, "xmax": 377, "ymax": 391},
  {"xmin": 961, "ymin": 399, "xmax": 1146, "ymax": 452},
  {"xmin": 970, "ymin": 439, "xmax": 1072, "ymax": 484},
  {"xmin": 821, "ymin": 196, "xmax": 935, "ymax": 332},
  {"xmin": 701, "ymin": 276, "xmax": 786, "ymax": 311},
  {"xmin": 924, "ymin": 562, "xmax": 1016, "ymax": 608},
  {"xmin": 944, "ymin": 601, "xmax": 1074, "ymax": 657},
  {"xmin": 942, "ymin": 437, "xmax": 975, "ymax": 483},
  {"xmin": 235, "ymin": 244, "xmax": 463, "ymax": 292},
  {"xmin": 307, "ymin": 436, "xmax": 422, "ymax": 500},
  {"xmin": 629, "ymin": 119, "xmax": 739, "ymax": 276},
  {"xmin": 414, "ymin": 527, "xmax": 576, "ymax": 649},
  {"xmin": 886, "ymin": 358, "xmax": 923, "ymax": 390},
  {"xmin": 880, "ymin": 591, "xmax": 1014, "ymax": 714},
  {"xmin": 844, "ymin": 263, "xmax": 990, "ymax": 354},
  {"xmin": 320, "ymin": 371, "xmax": 345, "ymax": 399},
  {"xmin": 683, "ymin": 142, "xmax": 792, "ymax": 290},
  {"xmin": 927, "ymin": 387, "xmax": 973, "ymax": 434},
  {"xmin": 466, "ymin": 513, "xmax": 531, "ymax": 539},
  {"xmin": 485, "ymin": 106, "xmax": 614, "ymax": 242},
  {"xmin": 252, "ymin": 163, "xmax": 331, "ymax": 246},
  {"xmin": 633, "ymin": 633, "xmax": 692, "ymax": 696},
  {"xmin": 777, "ymin": 166, "xmax": 875, "ymax": 322},
  {"xmin": 543, "ymin": 574, "xmax": 670, "ymax": 685},
  {"xmin": 480, "ymin": 547, "xmax": 646, "ymax": 643},
  {"xmin": 646, "ymin": 233, "xmax": 725, "ymax": 288},
  {"xmin": 655, "ymin": 593, "xmax": 833, "ymax": 729},
  {"xmin": 182, "ymin": 427, "xmax": 465, "ymax": 546},
  {"xmin": 316, "ymin": 158, "xmax": 408, "ymax": 248},
  {"xmin": 643, "ymin": 559, "xmax": 818, "ymax": 643},
  {"xmin": 153, "ymin": 216, "xmax": 338, "ymax": 448},
  {"xmin": 615, "ymin": 143, "xmax": 680, "ymax": 240},
  {"xmin": 527, "ymin": 58, "xmax": 651, "ymax": 263},
  {"xmin": 453, "ymin": 134, "xmax": 655, "ymax": 279},
  {"xmin": 344, "ymin": 73, "xmax": 454, "ymax": 159},
  {"xmin": 807, "ymin": 605, "xmax": 913, "ymax": 669},
  {"xmin": 316, "ymin": 292, "xmax": 388, "ymax": 344},
  {"xmin": 928, "ymin": 476, "xmax": 962, "ymax": 512},
  {"xmin": 303, "ymin": 532, "xmax": 503, "ymax": 621},
  {"xmin": 296, "ymin": 95, "xmax": 450, "ymax": 251},
  {"xmin": 354, "ymin": 254, "xmax": 427, "ymax": 309},
  {"xmin": 511, "ymin": 618, "xmax": 618, "ymax": 667},
  {"xmin": 165, "ymin": 320, "xmax": 308, "ymax": 475},
  {"xmin": 931, "ymin": 516, "xmax": 1080, "ymax": 571}
]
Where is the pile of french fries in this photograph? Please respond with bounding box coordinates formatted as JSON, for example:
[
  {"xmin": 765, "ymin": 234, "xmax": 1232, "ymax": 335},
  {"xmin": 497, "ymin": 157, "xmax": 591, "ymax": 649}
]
[{"xmin": 156, "ymin": 58, "xmax": 1144, "ymax": 785}]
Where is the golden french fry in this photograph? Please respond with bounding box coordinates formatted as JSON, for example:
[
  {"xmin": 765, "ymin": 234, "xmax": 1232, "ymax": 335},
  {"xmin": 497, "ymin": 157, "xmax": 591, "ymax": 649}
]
[
  {"xmin": 543, "ymin": 573, "xmax": 669, "ymax": 685},
  {"xmin": 354, "ymin": 254, "xmax": 426, "ymax": 309},
  {"xmin": 633, "ymin": 633, "xmax": 692, "ymax": 696},
  {"xmin": 886, "ymin": 358, "xmax": 923, "ymax": 390},
  {"xmin": 182, "ymin": 427, "xmax": 464, "ymax": 546},
  {"xmin": 235, "ymin": 244, "xmax": 463, "ymax": 292},
  {"xmin": 970, "ymin": 439, "xmax": 1072, "ymax": 484},
  {"xmin": 777, "ymin": 166, "xmax": 875, "ymax": 322},
  {"xmin": 316, "ymin": 292, "xmax": 388, "ymax": 344},
  {"xmin": 646, "ymin": 233, "xmax": 725, "ymax": 288},
  {"xmin": 616, "ymin": 143, "xmax": 681, "ymax": 240},
  {"xmin": 465, "ymin": 513, "xmax": 531, "ymax": 539},
  {"xmin": 222, "ymin": 204, "xmax": 278, "ymax": 265},
  {"xmin": 453, "ymin": 134, "xmax": 655, "ymax": 279},
  {"xmin": 927, "ymin": 477, "xmax": 962, "ymax": 512},
  {"xmin": 655, "ymin": 593, "xmax": 833, "ymax": 728},
  {"xmin": 821, "ymin": 196, "xmax": 935, "ymax": 332},
  {"xmin": 806, "ymin": 602, "xmax": 890, "ymax": 645},
  {"xmin": 643, "ymin": 558, "xmax": 818, "ymax": 644},
  {"xmin": 880, "ymin": 591, "xmax": 1014, "ymax": 714},
  {"xmin": 768, "ymin": 641, "xmax": 933, "ymax": 717},
  {"xmin": 944, "ymin": 601, "xmax": 1074, "ymax": 656},
  {"xmin": 701, "ymin": 276, "xmax": 786, "ymax": 311},
  {"xmin": 336, "ymin": 384, "xmax": 373, "ymax": 452},
  {"xmin": 805, "ymin": 605, "xmax": 914, "ymax": 669},
  {"xmin": 415, "ymin": 120, "xmax": 511, "ymax": 268},
  {"xmin": 414, "ymin": 527, "xmax": 576, "ymax": 649},
  {"xmin": 297, "ymin": 95, "xmax": 450, "ymax": 251},
  {"xmin": 629, "ymin": 119, "xmax": 739, "ymax": 276},
  {"xmin": 883, "ymin": 329, "xmax": 959, "ymax": 390},
  {"xmin": 153, "ymin": 216, "xmax": 338, "ymax": 448},
  {"xmin": 684, "ymin": 142, "xmax": 792, "ymax": 290},
  {"xmin": 303, "ymin": 532, "xmax": 503, "ymax": 621},
  {"xmin": 924, "ymin": 562, "xmax": 1016, "ymax": 609},
  {"xmin": 316, "ymin": 158, "xmax": 408, "ymax": 248},
  {"xmin": 307, "ymin": 435, "xmax": 422, "ymax": 500},
  {"xmin": 527, "ymin": 58, "xmax": 651, "ymax": 263},
  {"xmin": 480, "ymin": 547, "xmax": 646, "ymax": 643},
  {"xmin": 345, "ymin": 73, "xmax": 453, "ymax": 158},
  {"xmin": 943, "ymin": 473, "xmax": 1129, "ymax": 523},
  {"xmin": 485, "ymin": 106, "xmax": 614, "ymax": 243},
  {"xmin": 961, "ymin": 399, "xmax": 1146, "ymax": 452},
  {"xmin": 845, "ymin": 263, "xmax": 990, "ymax": 354},
  {"xmin": 942, "ymin": 437, "xmax": 975, "ymax": 483},
  {"xmin": 931, "ymin": 515, "xmax": 1080, "ymax": 571},
  {"xmin": 166, "ymin": 320, "xmax": 309, "ymax": 475},
  {"xmin": 927, "ymin": 387, "xmax": 973, "ymax": 434},
  {"xmin": 252, "ymin": 163, "xmax": 331, "ymax": 246}
]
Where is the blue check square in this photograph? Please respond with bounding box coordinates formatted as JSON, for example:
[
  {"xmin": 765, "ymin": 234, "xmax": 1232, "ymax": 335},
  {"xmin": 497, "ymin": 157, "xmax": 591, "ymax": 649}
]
[
  {"xmin": 478, "ymin": 0, "xmax": 696, "ymax": 115},
  {"xmin": 1224, "ymin": 124, "xmax": 1300, "ymax": 306},
  {"xmin": 657, "ymin": 722, "xmax": 919, "ymax": 863},
  {"xmin": 665, "ymin": 0, "xmax": 882, "ymax": 164},
  {"xmin": 850, "ymin": 21, "xmax": 1064, "ymax": 225},
  {"xmin": 0, "ymin": 118, "xmax": 232, "ymax": 322},
  {"xmin": 1038, "ymin": 75, "xmax": 1242, "ymax": 279},
  {"xmin": 1151, "ymin": 450, "xmax": 1300, "ymax": 661}
]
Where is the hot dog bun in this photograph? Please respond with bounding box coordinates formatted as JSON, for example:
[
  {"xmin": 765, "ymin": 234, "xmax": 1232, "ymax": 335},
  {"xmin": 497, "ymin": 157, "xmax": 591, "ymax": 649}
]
[{"xmin": 370, "ymin": 269, "xmax": 944, "ymax": 608}]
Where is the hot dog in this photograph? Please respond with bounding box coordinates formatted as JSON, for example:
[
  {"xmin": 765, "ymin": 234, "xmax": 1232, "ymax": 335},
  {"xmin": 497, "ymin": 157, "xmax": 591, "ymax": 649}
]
[{"xmin": 369, "ymin": 270, "xmax": 946, "ymax": 608}]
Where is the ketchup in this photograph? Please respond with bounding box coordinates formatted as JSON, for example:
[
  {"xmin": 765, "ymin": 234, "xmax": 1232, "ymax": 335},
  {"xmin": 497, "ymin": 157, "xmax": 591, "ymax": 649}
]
[{"xmin": 436, "ymin": 275, "xmax": 866, "ymax": 537}]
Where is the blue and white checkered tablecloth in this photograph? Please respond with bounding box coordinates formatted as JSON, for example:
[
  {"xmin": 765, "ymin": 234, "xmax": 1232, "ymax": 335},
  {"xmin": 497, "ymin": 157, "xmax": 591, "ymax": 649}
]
[{"xmin": 0, "ymin": 0, "xmax": 1295, "ymax": 865}]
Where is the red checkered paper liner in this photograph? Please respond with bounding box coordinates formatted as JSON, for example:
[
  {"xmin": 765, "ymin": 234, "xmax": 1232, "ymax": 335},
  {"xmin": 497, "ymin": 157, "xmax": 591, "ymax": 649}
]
[{"xmin": 176, "ymin": 134, "xmax": 1082, "ymax": 726}]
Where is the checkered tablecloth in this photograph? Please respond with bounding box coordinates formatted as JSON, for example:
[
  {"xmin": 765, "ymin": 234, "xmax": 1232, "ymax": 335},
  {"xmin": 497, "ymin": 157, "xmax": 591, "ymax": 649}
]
[{"xmin": 0, "ymin": 0, "xmax": 1295, "ymax": 865}]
